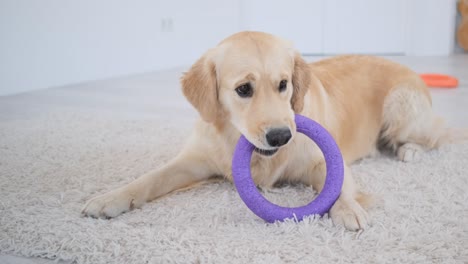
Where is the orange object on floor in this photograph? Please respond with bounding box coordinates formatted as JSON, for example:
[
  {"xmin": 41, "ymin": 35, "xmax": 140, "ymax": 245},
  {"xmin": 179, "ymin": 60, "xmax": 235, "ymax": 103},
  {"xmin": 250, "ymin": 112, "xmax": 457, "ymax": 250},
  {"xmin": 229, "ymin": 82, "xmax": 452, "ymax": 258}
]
[{"xmin": 419, "ymin": 74, "xmax": 458, "ymax": 88}]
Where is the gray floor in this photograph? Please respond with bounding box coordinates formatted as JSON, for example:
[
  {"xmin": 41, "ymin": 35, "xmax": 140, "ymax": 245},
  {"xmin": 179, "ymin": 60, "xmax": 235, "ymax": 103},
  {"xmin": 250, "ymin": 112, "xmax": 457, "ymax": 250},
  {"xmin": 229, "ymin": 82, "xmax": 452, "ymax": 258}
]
[{"xmin": 1, "ymin": 55, "xmax": 467, "ymax": 264}]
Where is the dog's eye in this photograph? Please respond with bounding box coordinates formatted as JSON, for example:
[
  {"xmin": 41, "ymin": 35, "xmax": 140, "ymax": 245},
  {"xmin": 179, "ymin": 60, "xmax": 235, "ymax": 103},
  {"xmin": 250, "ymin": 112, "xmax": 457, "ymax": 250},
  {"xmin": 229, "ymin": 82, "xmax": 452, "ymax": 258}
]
[
  {"xmin": 279, "ymin": 80, "xmax": 287, "ymax": 92},
  {"xmin": 235, "ymin": 83, "xmax": 253, "ymax": 98}
]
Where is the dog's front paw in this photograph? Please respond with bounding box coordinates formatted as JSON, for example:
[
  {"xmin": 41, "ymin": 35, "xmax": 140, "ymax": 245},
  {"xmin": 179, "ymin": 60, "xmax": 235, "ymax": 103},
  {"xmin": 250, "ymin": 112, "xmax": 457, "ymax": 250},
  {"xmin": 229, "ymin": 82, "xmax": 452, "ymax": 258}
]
[
  {"xmin": 329, "ymin": 198, "xmax": 369, "ymax": 231},
  {"xmin": 82, "ymin": 189, "xmax": 137, "ymax": 219}
]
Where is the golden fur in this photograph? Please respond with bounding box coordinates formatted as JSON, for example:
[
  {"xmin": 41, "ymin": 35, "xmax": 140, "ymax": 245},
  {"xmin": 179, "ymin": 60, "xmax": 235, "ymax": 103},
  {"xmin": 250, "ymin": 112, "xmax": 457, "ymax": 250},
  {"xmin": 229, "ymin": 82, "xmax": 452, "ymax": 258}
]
[{"xmin": 82, "ymin": 31, "xmax": 463, "ymax": 230}]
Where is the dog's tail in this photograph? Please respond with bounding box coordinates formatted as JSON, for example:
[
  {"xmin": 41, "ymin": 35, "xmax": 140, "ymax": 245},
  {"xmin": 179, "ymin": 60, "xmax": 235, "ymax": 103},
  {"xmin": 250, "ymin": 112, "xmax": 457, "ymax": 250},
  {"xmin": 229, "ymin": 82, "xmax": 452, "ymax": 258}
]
[
  {"xmin": 429, "ymin": 116, "xmax": 468, "ymax": 148},
  {"xmin": 438, "ymin": 127, "xmax": 468, "ymax": 145}
]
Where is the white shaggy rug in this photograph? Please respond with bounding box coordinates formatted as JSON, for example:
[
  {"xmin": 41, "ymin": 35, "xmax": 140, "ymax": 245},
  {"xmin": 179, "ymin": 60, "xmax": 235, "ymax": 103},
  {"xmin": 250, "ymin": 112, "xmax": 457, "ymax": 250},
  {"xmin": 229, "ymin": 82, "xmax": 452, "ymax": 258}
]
[{"xmin": 1, "ymin": 66, "xmax": 468, "ymax": 263}]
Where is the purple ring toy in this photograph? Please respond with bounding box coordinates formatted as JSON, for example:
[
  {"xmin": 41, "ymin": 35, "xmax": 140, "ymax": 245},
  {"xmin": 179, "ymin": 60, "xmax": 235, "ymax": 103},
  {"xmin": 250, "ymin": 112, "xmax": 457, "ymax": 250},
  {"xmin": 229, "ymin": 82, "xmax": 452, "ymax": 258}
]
[{"xmin": 232, "ymin": 114, "xmax": 344, "ymax": 223}]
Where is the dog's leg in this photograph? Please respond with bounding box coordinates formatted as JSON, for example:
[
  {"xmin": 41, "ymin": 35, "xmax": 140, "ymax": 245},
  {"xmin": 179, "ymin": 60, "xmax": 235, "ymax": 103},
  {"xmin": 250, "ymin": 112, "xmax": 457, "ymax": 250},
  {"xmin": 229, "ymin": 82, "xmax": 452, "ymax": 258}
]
[
  {"xmin": 380, "ymin": 85, "xmax": 468, "ymax": 162},
  {"xmin": 82, "ymin": 151, "xmax": 214, "ymax": 218},
  {"xmin": 309, "ymin": 161, "xmax": 370, "ymax": 231},
  {"xmin": 394, "ymin": 117, "xmax": 468, "ymax": 162}
]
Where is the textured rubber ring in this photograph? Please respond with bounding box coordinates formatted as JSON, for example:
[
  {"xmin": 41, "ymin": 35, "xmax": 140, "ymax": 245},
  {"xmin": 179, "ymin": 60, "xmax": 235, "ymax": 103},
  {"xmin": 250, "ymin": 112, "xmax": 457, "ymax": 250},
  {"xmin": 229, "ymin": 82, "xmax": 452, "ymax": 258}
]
[{"xmin": 232, "ymin": 114, "xmax": 344, "ymax": 222}]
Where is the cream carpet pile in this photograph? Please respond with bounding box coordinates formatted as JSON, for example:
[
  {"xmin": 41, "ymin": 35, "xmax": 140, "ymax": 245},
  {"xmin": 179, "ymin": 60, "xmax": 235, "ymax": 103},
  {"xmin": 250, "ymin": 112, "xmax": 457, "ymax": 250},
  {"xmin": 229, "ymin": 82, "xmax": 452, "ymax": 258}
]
[{"xmin": 0, "ymin": 69, "xmax": 467, "ymax": 263}]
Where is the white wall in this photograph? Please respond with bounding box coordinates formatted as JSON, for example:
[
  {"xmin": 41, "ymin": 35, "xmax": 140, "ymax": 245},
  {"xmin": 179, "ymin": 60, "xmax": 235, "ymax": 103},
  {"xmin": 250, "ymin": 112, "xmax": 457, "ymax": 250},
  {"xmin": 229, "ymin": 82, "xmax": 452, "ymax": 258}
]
[
  {"xmin": 241, "ymin": 0, "xmax": 324, "ymax": 54},
  {"xmin": 322, "ymin": 0, "xmax": 407, "ymax": 55},
  {"xmin": 241, "ymin": 0, "xmax": 458, "ymax": 56},
  {"xmin": 405, "ymin": 0, "xmax": 458, "ymax": 56},
  {"xmin": 0, "ymin": 0, "xmax": 240, "ymax": 95},
  {"xmin": 0, "ymin": 0, "xmax": 458, "ymax": 96}
]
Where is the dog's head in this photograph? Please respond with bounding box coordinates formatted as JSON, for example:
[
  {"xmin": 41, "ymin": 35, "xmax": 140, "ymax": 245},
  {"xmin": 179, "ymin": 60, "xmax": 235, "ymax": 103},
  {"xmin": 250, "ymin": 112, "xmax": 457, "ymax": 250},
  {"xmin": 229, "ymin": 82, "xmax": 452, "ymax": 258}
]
[{"xmin": 181, "ymin": 31, "xmax": 311, "ymax": 156}]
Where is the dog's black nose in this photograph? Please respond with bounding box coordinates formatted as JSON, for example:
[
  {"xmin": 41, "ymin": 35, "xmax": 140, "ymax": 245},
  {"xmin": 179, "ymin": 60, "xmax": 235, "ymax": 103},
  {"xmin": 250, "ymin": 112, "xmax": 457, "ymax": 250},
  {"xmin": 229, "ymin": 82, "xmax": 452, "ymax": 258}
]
[{"xmin": 266, "ymin": 128, "xmax": 292, "ymax": 147}]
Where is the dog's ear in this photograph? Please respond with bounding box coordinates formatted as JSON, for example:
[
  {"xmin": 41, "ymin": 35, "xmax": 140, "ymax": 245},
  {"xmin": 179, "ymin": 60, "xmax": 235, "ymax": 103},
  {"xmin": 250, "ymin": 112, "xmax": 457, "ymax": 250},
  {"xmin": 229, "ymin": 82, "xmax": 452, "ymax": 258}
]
[
  {"xmin": 291, "ymin": 53, "xmax": 311, "ymax": 113},
  {"xmin": 181, "ymin": 50, "xmax": 221, "ymax": 123}
]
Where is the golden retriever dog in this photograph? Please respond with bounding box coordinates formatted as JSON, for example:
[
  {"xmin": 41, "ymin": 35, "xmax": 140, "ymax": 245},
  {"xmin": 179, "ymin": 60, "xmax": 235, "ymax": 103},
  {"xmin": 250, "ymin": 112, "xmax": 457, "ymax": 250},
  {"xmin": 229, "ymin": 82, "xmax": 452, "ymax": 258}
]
[{"xmin": 82, "ymin": 31, "xmax": 462, "ymax": 230}]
